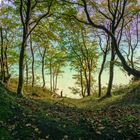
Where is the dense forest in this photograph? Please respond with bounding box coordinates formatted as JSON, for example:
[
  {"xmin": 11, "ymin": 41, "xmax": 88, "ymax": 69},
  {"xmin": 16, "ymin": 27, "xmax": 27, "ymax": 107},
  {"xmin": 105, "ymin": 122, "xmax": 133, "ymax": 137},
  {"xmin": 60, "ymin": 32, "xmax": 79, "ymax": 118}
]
[{"xmin": 0, "ymin": 0, "xmax": 140, "ymax": 139}]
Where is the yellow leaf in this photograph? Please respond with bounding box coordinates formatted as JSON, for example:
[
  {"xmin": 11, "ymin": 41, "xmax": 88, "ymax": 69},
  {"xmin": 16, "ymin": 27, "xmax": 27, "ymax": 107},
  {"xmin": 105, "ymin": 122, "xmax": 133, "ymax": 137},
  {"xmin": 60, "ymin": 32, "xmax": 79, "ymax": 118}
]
[
  {"xmin": 26, "ymin": 123, "xmax": 31, "ymax": 127},
  {"xmin": 96, "ymin": 131, "xmax": 101, "ymax": 135},
  {"xmin": 34, "ymin": 128, "xmax": 39, "ymax": 132}
]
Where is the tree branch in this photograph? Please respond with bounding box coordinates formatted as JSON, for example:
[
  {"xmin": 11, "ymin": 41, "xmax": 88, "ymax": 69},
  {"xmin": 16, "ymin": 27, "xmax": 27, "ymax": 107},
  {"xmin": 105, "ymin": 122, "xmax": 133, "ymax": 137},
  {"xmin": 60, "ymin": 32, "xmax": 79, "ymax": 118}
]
[{"xmin": 20, "ymin": 0, "xmax": 25, "ymax": 27}]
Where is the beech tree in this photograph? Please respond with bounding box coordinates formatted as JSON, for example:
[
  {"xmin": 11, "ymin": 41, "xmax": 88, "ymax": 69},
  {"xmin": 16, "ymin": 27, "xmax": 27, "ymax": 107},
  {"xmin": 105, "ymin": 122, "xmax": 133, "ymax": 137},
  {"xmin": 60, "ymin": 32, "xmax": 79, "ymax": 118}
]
[
  {"xmin": 97, "ymin": 33, "xmax": 110, "ymax": 97},
  {"xmin": 45, "ymin": 46, "xmax": 66, "ymax": 92},
  {"xmin": 123, "ymin": 14, "xmax": 140, "ymax": 69},
  {"xmin": 66, "ymin": 28, "xmax": 98, "ymax": 97},
  {"xmin": 0, "ymin": 1, "xmax": 18, "ymax": 83},
  {"xmin": 17, "ymin": 0, "xmax": 54, "ymax": 95},
  {"xmin": 61, "ymin": 0, "xmax": 140, "ymax": 79}
]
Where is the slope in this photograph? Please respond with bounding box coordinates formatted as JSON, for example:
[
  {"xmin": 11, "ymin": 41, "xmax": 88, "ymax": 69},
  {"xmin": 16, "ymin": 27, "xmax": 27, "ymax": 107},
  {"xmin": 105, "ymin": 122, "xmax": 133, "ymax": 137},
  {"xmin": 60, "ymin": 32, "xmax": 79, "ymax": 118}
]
[{"xmin": 0, "ymin": 81, "xmax": 140, "ymax": 140}]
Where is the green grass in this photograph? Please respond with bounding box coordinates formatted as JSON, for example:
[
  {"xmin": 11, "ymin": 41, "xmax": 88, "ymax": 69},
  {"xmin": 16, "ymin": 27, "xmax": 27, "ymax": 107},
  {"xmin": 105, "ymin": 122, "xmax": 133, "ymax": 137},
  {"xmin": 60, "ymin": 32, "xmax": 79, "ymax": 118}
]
[{"xmin": 0, "ymin": 81, "xmax": 140, "ymax": 139}]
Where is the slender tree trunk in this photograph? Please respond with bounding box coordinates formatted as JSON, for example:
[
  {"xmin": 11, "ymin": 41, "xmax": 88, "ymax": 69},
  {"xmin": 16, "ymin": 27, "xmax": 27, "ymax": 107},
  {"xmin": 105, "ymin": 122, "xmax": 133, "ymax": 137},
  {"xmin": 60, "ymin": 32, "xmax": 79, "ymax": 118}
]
[
  {"xmin": 17, "ymin": 32, "xmax": 27, "ymax": 95},
  {"xmin": 131, "ymin": 50, "xmax": 134, "ymax": 69},
  {"xmin": 112, "ymin": 36, "xmax": 140, "ymax": 77},
  {"xmin": 54, "ymin": 73, "xmax": 58, "ymax": 92},
  {"xmin": 42, "ymin": 48, "xmax": 46, "ymax": 88},
  {"xmin": 87, "ymin": 59, "xmax": 92, "ymax": 97},
  {"xmin": 25, "ymin": 61, "xmax": 28, "ymax": 86},
  {"xmin": 98, "ymin": 52, "xmax": 107, "ymax": 97},
  {"xmin": 83, "ymin": 68, "xmax": 89, "ymax": 96},
  {"xmin": 50, "ymin": 61, "xmax": 52, "ymax": 91},
  {"xmin": 0, "ymin": 27, "xmax": 5, "ymax": 82},
  {"xmin": 42, "ymin": 60, "xmax": 45, "ymax": 88},
  {"xmin": 54, "ymin": 68, "xmax": 59, "ymax": 91},
  {"xmin": 106, "ymin": 40, "xmax": 115, "ymax": 97},
  {"xmin": 52, "ymin": 72, "xmax": 55, "ymax": 91},
  {"xmin": 30, "ymin": 35, "xmax": 35, "ymax": 87},
  {"xmin": 80, "ymin": 69, "xmax": 84, "ymax": 97},
  {"xmin": 17, "ymin": 0, "xmax": 31, "ymax": 95},
  {"xmin": 4, "ymin": 45, "xmax": 9, "ymax": 78},
  {"xmin": 87, "ymin": 68, "xmax": 91, "ymax": 96},
  {"xmin": 84, "ymin": 87, "xmax": 86, "ymax": 96}
]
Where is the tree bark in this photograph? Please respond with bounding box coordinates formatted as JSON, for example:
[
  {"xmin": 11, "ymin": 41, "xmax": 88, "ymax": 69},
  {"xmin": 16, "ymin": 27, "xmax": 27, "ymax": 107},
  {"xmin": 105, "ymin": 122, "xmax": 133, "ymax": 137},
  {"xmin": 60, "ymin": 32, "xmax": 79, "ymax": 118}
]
[
  {"xmin": 54, "ymin": 68, "xmax": 59, "ymax": 92},
  {"xmin": 0, "ymin": 27, "xmax": 5, "ymax": 82},
  {"xmin": 52, "ymin": 72, "xmax": 55, "ymax": 91},
  {"xmin": 80, "ymin": 69, "xmax": 85, "ymax": 97},
  {"xmin": 17, "ymin": 0, "xmax": 31, "ymax": 95},
  {"xmin": 25, "ymin": 61, "xmax": 28, "ymax": 86},
  {"xmin": 50, "ymin": 61, "xmax": 53, "ymax": 91},
  {"xmin": 4, "ymin": 44, "xmax": 9, "ymax": 79},
  {"xmin": 83, "ymin": 67, "xmax": 90, "ymax": 96},
  {"xmin": 30, "ymin": 35, "xmax": 35, "ymax": 87},
  {"xmin": 17, "ymin": 32, "xmax": 28, "ymax": 95},
  {"xmin": 87, "ymin": 69, "xmax": 91, "ymax": 96},
  {"xmin": 112, "ymin": 36, "xmax": 140, "ymax": 77},
  {"xmin": 54, "ymin": 73, "xmax": 58, "ymax": 91},
  {"xmin": 42, "ymin": 48, "xmax": 46, "ymax": 88},
  {"xmin": 130, "ymin": 49, "xmax": 134, "ymax": 69},
  {"xmin": 106, "ymin": 42, "xmax": 115, "ymax": 97},
  {"xmin": 98, "ymin": 52, "xmax": 107, "ymax": 97}
]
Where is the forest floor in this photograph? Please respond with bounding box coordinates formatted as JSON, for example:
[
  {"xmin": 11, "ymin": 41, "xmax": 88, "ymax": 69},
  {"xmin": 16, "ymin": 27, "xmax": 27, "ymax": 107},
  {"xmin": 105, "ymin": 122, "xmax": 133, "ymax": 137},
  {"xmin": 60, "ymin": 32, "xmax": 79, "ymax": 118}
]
[{"xmin": 0, "ymin": 81, "xmax": 140, "ymax": 140}]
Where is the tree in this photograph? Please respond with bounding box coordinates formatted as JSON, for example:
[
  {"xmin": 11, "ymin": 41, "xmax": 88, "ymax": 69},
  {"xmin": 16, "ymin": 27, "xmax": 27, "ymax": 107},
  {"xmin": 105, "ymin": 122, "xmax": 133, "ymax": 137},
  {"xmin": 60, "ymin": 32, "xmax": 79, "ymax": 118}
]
[
  {"xmin": 17, "ymin": 0, "xmax": 53, "ymax": 95},
  {"xmin": 61, "ymin": 0, "xmax": 140, "ymax": 78},
  {"xmin": 123, "ymin": 14, "xmax": 140, "ymax": 70},
  {"xmin": 45, "ymin": 46, "xmax": 66, "ymax": 92},
  {"xmin": 66, "ymin": 28, "xmax": 98, "ymax": 97},
  {"xmin": 0, "ymin": 1, "xmax": 18, "ymax": 83},
  {"xmin": 97, "ymin": 34, "xmax": 110, "ymax": 97},
  {"xmin": 30, "ymin": 34, "xmax": 35, "ymax": 87}
]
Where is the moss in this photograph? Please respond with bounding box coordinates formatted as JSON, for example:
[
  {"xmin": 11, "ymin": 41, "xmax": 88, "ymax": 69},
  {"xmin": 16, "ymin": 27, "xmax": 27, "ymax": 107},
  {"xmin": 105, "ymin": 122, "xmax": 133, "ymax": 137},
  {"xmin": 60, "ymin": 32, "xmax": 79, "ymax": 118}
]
[
  {"xmin": 0, "ymin": 128, "xmax": 14, "ymax": 140},
  {"xmin": 0, "ymin": 81, "xmax": 140, "ymax": 139}
]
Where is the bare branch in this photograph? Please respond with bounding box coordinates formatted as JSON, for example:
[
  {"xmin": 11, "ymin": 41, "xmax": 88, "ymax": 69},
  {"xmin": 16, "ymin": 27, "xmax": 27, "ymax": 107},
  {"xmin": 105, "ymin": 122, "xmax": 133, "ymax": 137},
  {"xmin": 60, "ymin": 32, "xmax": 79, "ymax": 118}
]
[
  {"xmin": 95, "ymin": 6, "xmax": 112, "ymax": 21},
  {"xmin": 81, "ymin": 0, "xmax": 113, "ymax": 37},
  {"xmin": 107, "ymin": 0, "xmax": 114, "ymax": 16},
  {"xmin": 27, "ymin": 0, "xmax": 53, "ymax": 39},
  {"xmin": 115, "ymin": 0, "xmax": 127, "ymax": 29},
  {"xmin": 31, "ymin": 0, "xmax": 37, "ymax": 10},
  {"xmin": 20, "ymin": 0, "xmax": 25, "ymax": 27}
]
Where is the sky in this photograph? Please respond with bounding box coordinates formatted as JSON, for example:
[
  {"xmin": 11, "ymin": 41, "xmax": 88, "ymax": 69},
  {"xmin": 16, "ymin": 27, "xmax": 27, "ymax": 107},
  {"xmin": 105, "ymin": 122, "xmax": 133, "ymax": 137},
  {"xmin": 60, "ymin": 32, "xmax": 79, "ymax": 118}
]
[
  {"xmin": 28, "ymin": 58, "xmax": 131, "ymax": 99},
  {"xmin": 55, "ymin": 66, "xmax": 131, "ymax": 99}
]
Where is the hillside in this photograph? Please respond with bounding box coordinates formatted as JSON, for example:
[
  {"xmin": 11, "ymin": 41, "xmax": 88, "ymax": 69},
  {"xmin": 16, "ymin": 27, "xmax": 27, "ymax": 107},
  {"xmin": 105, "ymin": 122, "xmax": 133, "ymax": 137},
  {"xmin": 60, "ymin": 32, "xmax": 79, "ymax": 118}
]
[{"xmin": 0, "ymin": 82, "xmax": 140, "ymax": 140}]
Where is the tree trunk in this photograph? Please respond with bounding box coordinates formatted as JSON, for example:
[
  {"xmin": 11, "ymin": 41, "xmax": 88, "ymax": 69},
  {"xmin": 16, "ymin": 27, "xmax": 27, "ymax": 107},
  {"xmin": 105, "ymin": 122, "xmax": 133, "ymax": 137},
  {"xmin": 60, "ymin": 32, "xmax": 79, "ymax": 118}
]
[
  {"xmin": 131, "ymin": 49, "xmax": 134, "ymax": 69},
  {"xmin": 17, "ymin": 32, "xmax": 27, "ymax": 95},
  {"xmin": 112, "ymin": 36, "xmax": 140, "ymax": 77},
  {"xmin": 54, "ymin": 68, "xmax": 59, "ymax": 91},
  {"xmin": 52, "ymin": 72, "xmax": 55, "ymax": 92},
  {"xmin": 87, "ymin": 67, "xmax": 91, "ymax": 96},
  {"xmin": 80, "ymin": 69, "xmax": 85, "ymax": 97},
  {"xmin": 83, "ymin": 68, "xmax": 90, "ymax": 96},
  {"xmin": 17, "ymin": 0, "xmax": 31, "ymax": 95},
  {"xmin": 54, "ymin": 74, "xmax": 58, "ymax": 91},
  {"xmin": 25, "ymin": 61, "xmax": 28, "ymax": 86},
  {"xmin": 50, "ymin": 61, "xmax": 52, "ymax": 91},
  {"xmin": 0, "ymin": 27, "xmax": 5, "ymax": 82},
  {"xmin": 30, "ymin": 35, "xmax": 35, "ymax": 87},
  {"xmin": 42, "ymin": 48, "xmax": 46, "ymax": 88},
  {"xmin": 106, "ymin": 40, "xmax": 115, "ymax": 97},
  {"xmin": 4, "ymin": 44, "xmax": 9, "ymax": 78},
  {"xmin": 98, "ymin": 52, "xmax": 107, "ymax": 97}
]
